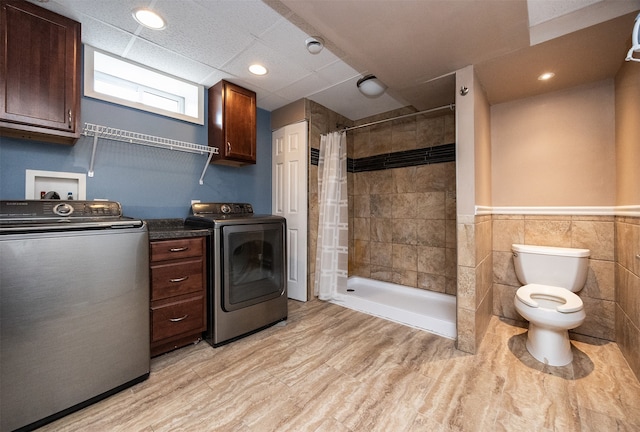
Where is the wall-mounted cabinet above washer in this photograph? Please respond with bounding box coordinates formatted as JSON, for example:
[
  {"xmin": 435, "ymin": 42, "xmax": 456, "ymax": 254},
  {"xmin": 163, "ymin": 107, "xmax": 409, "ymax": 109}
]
[
  {"xmin": 0, "ymin": 0, "xmax": 81, "ymax": 145},
  {"xmin": 208, "ymin": 80, "xmax": 256, "ymax": 166}
]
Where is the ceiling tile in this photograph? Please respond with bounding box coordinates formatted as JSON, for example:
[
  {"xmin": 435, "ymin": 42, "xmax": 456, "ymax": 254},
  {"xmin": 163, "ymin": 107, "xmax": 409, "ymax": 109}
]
[
  {"xmin": 193, "ymin": 0, "xmax": 285, "ymax": 38},
  {"xmin": 315, "ymin": 59, "xmax": 361, "ymax": 85},
  {"xmin": 125, "ymin": 38, "xmax": 218, "ymax": 85},
  {"xmin": 528, "ymin": 0, "xmax": 602, "ymax": 26},
  {"xmin": 200, "ymin": 70, "xmax": 237, "ymax": 88},
  {"xmin": 255, "ymin": 91, "xmax": 295, "ymax": 112},
  {"xmin": 274, "ymin": 73, "xmax": 333, "ymax": 101},
  {"xmin": 528, "ymin": 0, "xmax": 640, "ymax": 44},
  {"xmin": 139, "ymin": 1, "xmax": 255, "ymax": 69},
  {"xmin": 259, "ymin": 19, "xmax": 344, "ymax": 72},
  {"xmin": 46, "ymin": 0, "xmax": 147, "ymax": 34},
  {"xmin": 75, "ymin": 16, "xmax": 135, "ymax": 58},
  {"xmin": 221, "ymin": 40, "xmax": 312, "ymax": 91}
]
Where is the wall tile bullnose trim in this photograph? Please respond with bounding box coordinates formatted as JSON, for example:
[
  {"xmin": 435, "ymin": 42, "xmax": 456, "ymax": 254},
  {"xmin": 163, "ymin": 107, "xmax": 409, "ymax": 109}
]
[{"xmin": 475, "ymin": 205, "xmax": 640, "ymax": 217}]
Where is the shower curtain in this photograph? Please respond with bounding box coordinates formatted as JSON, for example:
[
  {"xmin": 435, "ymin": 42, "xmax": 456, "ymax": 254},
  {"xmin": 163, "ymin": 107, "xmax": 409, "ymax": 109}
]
[{"xmin": 314, "ymin": 131, "xmax": 348, "ymax": 300}]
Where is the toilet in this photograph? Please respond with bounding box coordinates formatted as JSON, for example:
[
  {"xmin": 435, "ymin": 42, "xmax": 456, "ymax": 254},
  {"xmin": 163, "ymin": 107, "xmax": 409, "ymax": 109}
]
[{"xmin": 512, "ymin": 243, "xmax": 590, "ymax": 366}]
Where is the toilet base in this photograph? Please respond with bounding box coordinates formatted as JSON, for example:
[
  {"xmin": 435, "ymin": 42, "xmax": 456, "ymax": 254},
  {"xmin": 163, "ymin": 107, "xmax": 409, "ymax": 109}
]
[{"xmin": 525, "ymin": 323, "xmax": 573, "ymax": 366}]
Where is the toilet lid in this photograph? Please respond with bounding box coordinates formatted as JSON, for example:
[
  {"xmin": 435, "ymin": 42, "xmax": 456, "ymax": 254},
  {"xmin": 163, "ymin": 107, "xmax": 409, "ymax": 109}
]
[{"xmin": 516, "ymin": 284, "xmax": 583, "ymax": 313}]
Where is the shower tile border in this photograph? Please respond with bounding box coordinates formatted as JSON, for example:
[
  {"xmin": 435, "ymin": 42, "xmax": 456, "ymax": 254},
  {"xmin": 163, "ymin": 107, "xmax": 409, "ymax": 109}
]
[{"xmin": 311, "ymin": 143, "xmax": 455, "ymax": 172}]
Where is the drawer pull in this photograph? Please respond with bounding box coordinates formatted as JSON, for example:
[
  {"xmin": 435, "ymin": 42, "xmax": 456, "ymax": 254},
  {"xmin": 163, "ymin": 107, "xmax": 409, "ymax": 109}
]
[
  {"xmin": 169, "ymin": 314, "xmax": 189, "ymax": 322},
  {"xmin": 169, "ymin": 276, "xmax": 189, "ymax": 283},
  {"xmin": 169, "ymin": 246, "xmax": 189, "ymax": 252}
]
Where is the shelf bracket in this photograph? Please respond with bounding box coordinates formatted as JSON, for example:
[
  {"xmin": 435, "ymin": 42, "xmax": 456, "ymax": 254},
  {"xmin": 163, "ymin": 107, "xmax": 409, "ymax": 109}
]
[
  {"xmin": 88, "ymin": 133, "xmax": 99, "ymax": 178},
  {"xmin": 199, "ymin": 151, "xmax": 214, "ymax": 185}
]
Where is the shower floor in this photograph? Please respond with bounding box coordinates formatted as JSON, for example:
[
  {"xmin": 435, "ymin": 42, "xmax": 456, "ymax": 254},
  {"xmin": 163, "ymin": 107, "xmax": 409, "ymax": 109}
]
[{"xmin": 331, "ymin": 276, "xmax": 457, "ymax": 339}]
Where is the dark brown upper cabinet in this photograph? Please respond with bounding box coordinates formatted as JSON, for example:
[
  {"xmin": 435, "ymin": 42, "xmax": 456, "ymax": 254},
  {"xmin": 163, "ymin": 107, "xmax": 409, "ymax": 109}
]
[
  {"xmin": 0, "ymin": 0, "xmax": 81, "ymax": 145},
  {"xmin": 209, "ymin": 80, "xmax": 256, "ymax": 166}
]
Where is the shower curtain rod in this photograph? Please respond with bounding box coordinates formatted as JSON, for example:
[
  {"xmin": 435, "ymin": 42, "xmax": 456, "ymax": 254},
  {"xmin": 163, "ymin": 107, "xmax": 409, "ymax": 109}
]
[{"xmin": 339, "ymin": 103, "xmax": 455, "ymax": 133}]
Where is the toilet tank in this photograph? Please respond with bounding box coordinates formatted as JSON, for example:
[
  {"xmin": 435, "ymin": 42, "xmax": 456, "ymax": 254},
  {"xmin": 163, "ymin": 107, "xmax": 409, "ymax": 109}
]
[{"xmin": 512, "ymin": 244, "xmax": 590, "ymax": 292}]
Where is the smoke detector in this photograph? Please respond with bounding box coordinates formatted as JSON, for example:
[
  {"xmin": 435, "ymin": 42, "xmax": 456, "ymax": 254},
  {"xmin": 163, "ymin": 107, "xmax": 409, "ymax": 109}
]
[{"xmin": 305, "ymin": 37, "xmax": 324, "ymax": 54}]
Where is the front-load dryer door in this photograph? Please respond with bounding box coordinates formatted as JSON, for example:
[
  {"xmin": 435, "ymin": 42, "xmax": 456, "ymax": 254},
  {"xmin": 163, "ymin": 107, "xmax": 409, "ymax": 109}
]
[{"xmin": 221, "ymin": 222, "xmax": 286, "ymax": 311}]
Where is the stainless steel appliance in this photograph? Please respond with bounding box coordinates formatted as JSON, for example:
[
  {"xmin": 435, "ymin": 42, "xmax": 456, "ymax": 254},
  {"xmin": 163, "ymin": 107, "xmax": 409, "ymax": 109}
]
[
  {"xmin": 185, "ymin": 203, "xmax": 287, "ymax": 346},
  {"xmin": 0, "ymin": 200, "xmax": 150, "ymax": 432}
]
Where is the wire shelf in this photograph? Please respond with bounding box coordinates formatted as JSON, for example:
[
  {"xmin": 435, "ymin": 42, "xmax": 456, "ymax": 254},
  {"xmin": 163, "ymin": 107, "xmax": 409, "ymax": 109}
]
[{"xmin": 82, "ymin": 123, "xmax": 219, "ymax": 185}]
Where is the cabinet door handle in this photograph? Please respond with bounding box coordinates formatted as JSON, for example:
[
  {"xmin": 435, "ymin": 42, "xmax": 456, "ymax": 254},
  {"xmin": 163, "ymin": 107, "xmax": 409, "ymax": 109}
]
[
  {"xmin": 169, "ymin": 276, "xmax": 189, "ymax": 283},
  {"xmin": 68, "ymin": 110, "xmax": 72, "ymax": 129},
  {"xmin": 227, "ymin": 142, "xmax": 231, "ymax": 154},
  {"xmin": 169, "ymin": 247, "xmax": 189, "ymax": 252},
  {"xmin": 169, "ymin": 314, "xmax": 188, "ymax": 322}
]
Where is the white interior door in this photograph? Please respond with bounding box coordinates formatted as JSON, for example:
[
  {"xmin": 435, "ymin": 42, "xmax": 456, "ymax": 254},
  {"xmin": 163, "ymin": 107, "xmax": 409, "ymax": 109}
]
[{"xmin": 272, "ymin": 121, "xmax": 308, "ymax": 301}]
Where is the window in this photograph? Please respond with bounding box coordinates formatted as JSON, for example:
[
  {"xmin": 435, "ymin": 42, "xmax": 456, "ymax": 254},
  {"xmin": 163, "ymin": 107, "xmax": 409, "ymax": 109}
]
[{"xmin": 84, "ymin": 45, "xmax": 204, "ymax": 125}]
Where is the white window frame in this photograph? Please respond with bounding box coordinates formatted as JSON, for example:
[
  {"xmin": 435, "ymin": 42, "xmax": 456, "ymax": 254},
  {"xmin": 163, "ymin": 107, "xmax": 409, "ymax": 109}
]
[{"xmin": 84, "ymin": 45, "xmax": 204, "ymax": 125}]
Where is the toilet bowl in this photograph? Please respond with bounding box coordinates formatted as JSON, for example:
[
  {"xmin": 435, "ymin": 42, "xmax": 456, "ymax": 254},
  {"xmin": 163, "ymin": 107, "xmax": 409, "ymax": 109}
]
[
  {"xmin": 514, "ymin": 284, "xmax": 585, "ymax": 366},
  {"xmin": 512, "ymin": 244, "xmax": 590, "ymax": 366}
]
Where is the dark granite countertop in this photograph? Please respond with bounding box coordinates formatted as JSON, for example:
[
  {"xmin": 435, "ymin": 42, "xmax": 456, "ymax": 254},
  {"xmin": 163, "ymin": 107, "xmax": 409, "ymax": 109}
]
[{"xmin": 145, "ymin": 218, "xmax": 209, "ymax": 240}]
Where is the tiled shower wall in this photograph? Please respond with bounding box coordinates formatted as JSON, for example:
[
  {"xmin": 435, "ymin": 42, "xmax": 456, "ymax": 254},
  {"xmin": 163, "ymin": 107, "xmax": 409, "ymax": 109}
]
[
  {"xmin": 306, "ymin": 101, "xmax": 457, "ymax": 298},
  {"xmin": 492, "ymin": 214, "xmax": 617, "ymax": 341},
  {"xmin": 348, "ymin": 109, "xmax": 457, "ymax": 295}
]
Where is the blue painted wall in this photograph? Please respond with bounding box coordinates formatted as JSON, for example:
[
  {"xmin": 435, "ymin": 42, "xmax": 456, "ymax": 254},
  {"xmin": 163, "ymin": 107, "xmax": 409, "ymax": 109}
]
[{"xmin": 0, "ymin": 95, "xmax": 273, "ymax": 219}]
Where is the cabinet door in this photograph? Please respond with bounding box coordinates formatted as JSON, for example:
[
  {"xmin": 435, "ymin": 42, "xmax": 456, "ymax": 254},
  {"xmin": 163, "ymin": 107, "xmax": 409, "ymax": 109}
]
[
  {"xmin": 224, "ymin": 83, "xmax": 256, "ymax": 163},
  {"xmin": 209, "ymin": 80, "xmax": 256, "ymax": 166},
  {"xmin": 0, "ymin": 0, "xmax": 81, "ymax": 143}
]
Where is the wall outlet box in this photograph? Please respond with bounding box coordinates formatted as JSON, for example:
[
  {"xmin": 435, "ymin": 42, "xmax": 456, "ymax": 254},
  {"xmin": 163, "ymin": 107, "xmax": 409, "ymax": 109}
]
[{"xmin": 26, "ymin": 169, "xmax": 86, "ymax": 200}]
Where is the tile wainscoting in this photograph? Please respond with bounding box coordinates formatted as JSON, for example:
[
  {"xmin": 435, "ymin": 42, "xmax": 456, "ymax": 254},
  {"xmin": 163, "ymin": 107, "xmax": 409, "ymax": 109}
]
[
  {"xmin": 615, "ymin": 215, "xmax": 640, "ymax": 380},
  {"xmin": 485, "ymin": 206, "xmax": 639, "ymax": 380},
  {"xmin": 492, "ymin": 213, "xmax": 616, "ymax": 340}
]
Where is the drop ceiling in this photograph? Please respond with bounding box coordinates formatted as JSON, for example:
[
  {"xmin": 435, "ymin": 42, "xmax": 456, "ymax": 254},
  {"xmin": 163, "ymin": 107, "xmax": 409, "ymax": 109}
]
[{"xmin": 30, "ymin": 0, "xmax": 640, "ymax": 121}]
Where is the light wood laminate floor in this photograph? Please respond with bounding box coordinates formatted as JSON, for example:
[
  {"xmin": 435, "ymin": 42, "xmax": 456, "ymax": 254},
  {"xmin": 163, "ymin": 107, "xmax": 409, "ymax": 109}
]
[{"xmin": 38, "ymin": 300, "xmax": 640, "ymax": 432}]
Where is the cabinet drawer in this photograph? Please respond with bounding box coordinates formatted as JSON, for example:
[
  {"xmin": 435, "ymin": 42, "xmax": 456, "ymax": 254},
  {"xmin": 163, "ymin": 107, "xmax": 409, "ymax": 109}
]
[
  {"xmin": 151, "ymin": 296, "xmax": 205, "ymax": 342},
  {"xmin": 150, "ymin": 238, "xmax": 203, "ymax": 262},
  {"xmin": 151, "ymin": 259, "xmax": 203, "ymax": 300}
]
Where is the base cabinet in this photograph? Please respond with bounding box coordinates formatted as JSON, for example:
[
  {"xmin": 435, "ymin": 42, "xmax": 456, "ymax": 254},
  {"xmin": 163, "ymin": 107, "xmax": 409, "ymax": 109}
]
[{"xmin": 150, "ymin": 237, "xmax": 206, "ymax": 357}]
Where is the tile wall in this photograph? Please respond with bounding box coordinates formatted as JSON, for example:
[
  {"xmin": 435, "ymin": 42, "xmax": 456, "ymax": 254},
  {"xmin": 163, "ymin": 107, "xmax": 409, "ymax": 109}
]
[
  {"xmin": 348, "ymin": 109, "xmax": 457, "ymax": 294},
  {"xmin": 492, "ymin": 214, "xmax": 617, "ymax": 341},
  {"xmin": 349, "ymin": 163, "xmax": 457, "ymax": 292},
  {"xmin": 456, "ymin": 214, "xmax": 493, "ymax": 353},
  {"xmin": 615, "ymin": 216, "xmax": 640, "ymax": 379}
]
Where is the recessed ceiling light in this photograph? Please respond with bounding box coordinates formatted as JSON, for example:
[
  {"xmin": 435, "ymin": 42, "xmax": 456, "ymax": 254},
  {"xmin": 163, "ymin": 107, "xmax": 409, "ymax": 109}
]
[
  {"xmin": 133, "ymin": 8, "xmax": 166, "ymax": 30},
  {"xmin": 249, "ymin": 64, "xmax": 268, "ymax": 76},
  {"xmin": 538, "ymin": 72, "xmax": 555, "ymax": 81}
]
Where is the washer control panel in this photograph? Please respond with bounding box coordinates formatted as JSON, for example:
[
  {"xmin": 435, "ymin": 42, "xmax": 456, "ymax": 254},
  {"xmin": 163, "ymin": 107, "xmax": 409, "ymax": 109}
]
[
  {"xmin": 191, "ymin": 202, "xmax": 253, "ymax": 216},
  {"xmin": 0, "ymin": 200, "xmax": 122, "ymax": 220}
]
